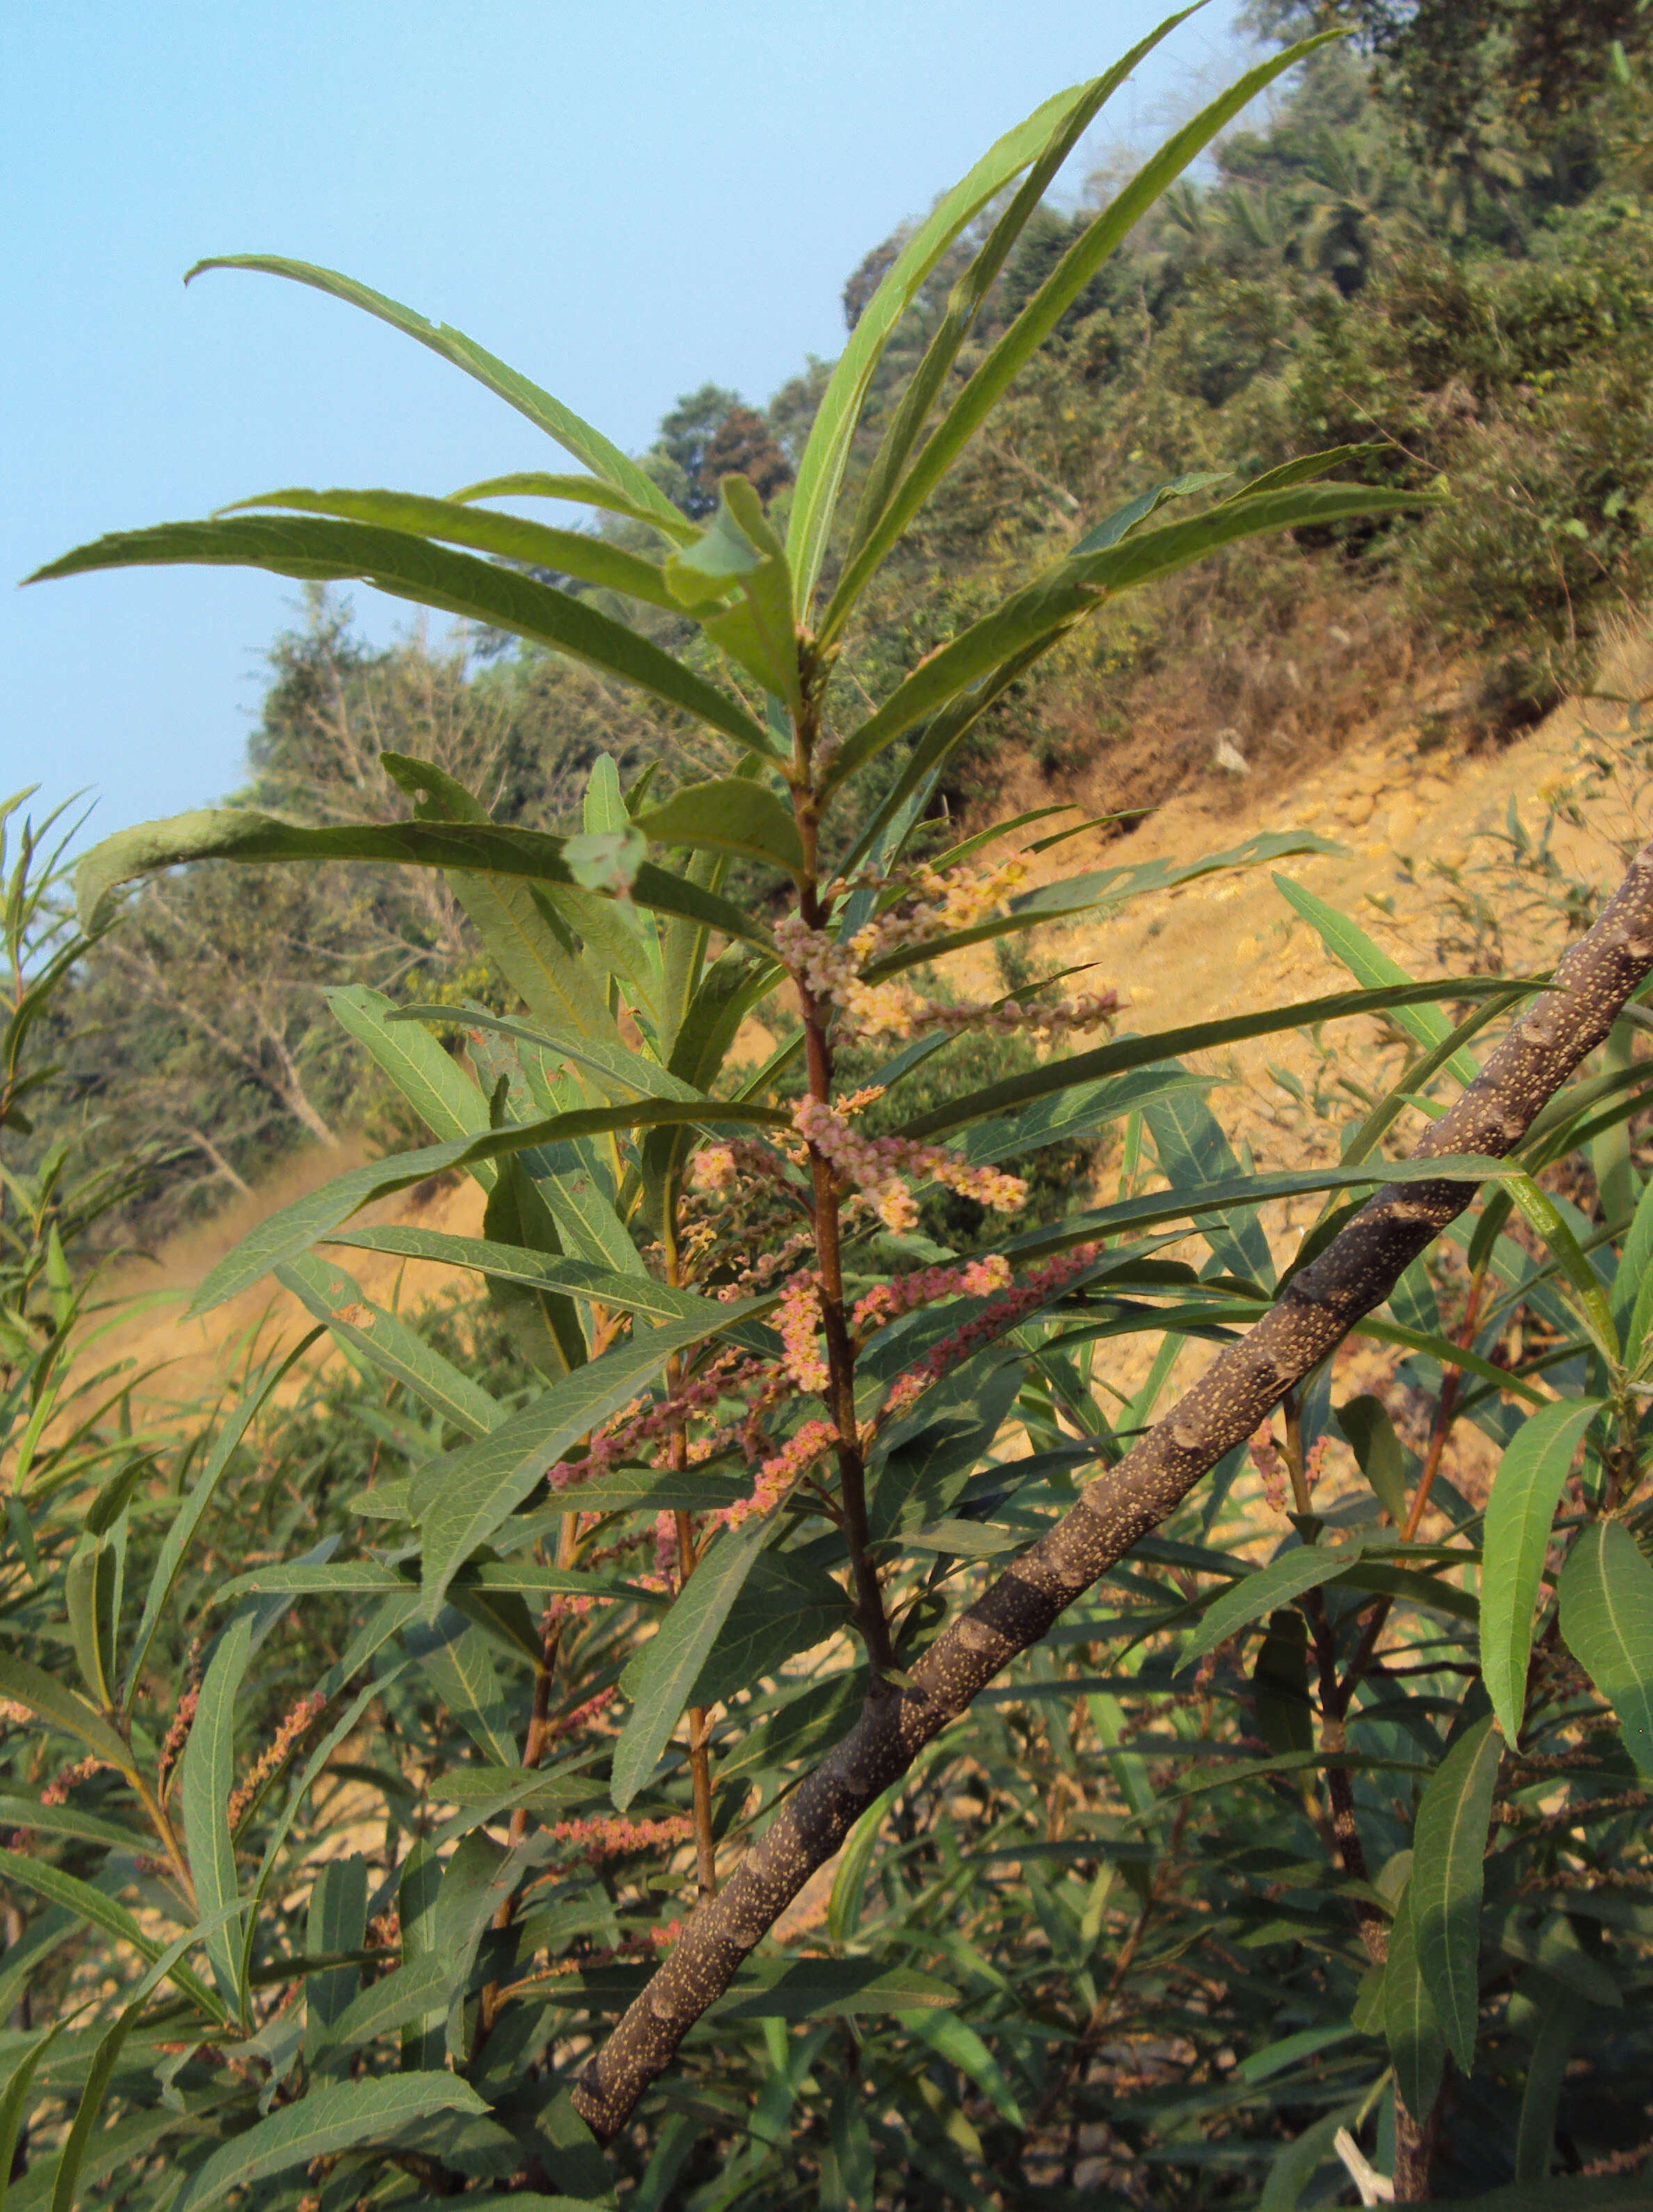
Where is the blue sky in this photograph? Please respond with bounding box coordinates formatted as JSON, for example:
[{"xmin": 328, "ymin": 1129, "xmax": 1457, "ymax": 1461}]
[{"xmin": 3, "ymin": 1, "xmax": 1249, "ymax": 842}]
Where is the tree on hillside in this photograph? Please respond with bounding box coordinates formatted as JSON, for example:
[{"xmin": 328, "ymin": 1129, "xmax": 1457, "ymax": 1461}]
[{"xmin": 650, "ymin": 383, "xmax": 791, "ymax": 517}]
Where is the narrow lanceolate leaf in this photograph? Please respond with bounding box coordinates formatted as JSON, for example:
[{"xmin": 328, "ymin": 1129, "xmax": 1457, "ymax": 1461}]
[
  {"xmin": 1503, "ymin": 1170, "xmax": 1621, "ymax": 1362},
  {"xmin": 122, "ymin": 1332, "xmax": 321, "ymax": 1706},
  {"xmin": 787, "ymin": 71, "xmax": 1110, "ymax": 609},
  {"xmin": 278, "ymin": 1253, "xmax": 503, "ymax": 1438},
  {"xmin": 324, "ymin": 1225, "xmax": 762, "ymax": 1326},
  {"xmin": 223, "ymin": 486, "xmax": 678, "ymax": 606},
  {"xmin": 0, "ymin": 1652, "xmax": 133, "ymax": 1777},
  {"xmin": 1385, "ymin": 1879, "xmax": 1446, "ymax": 2122},
  {"xmin": 184, "ymin": 1612, "xmax": 255, "ymax": 2010},
  {"xmin": 1005, "ymin": 1155, "xmax": 1521, "ymax": 1270},
  {"xmin": 901, "ymin": 975, "xmax": 1522, "ymax": 1139},
  {"xmin": 868, "ymin": 830, "xmax": 1345, "ymax": 980},
  {"xmin": 1176, "ymin": 1541, "xmax": 1368, "ymax": 1672},
  {"xmin": 184, "ymin": 1099, "xmax": 780, "ymax": 1315},
  {"xmin": 0, "ymin": 1850, "xmax": 224, "ymax": 2021},
  {"xmin": 820, "ymin": 28, "xmax": 1342, "ymax": 637},
  {"xmin": 1480, "ymin": 1400, "xmax": 1604, "ymax": 1745},
  {"xmin": 186, "ymin": 255, "xmax": 683, "ymax": 524},
  {"xmin": 1273, "ymin": 874, "xmax": 1481, "ymax": 1088},
  {"xmin": 823, "ymin": 482, "xmax": 1424, "ymax": 796},
  {"xmin": 845, "ymin": 19, "xmax": 1206, "ymax": 573},
  {"xmin": 173, "ymin": 2074, "xmax": 488, "ymax": 2212},
  {"xmin": 73, "ymin": 808, "xmax": 769, "ymax": 948},
  {"xmin": 449, "ymin": 469, "xmax": 698, "ymax": 545},
  {"xmin": 309, "ymin": 1953, "xmax": 458, "ymax": 2056},
  {"xmin": 415, "ymin": 1303, "xmax": 764, "ymax": 1617},
  {"xmin": 1559, "ymin": 1520, "xmax": 1653, "ymax": 1774},
  {"xmin": 1412, "ymin": 1715, "xmax": 1501, "ymax": 2071},
  {"xmin": 611, "ymin": 1516, "xmax": 769, "ymax": 1810},
  {"xmin": 324, "ymin": 984, "xmax": 492, "ymax": 1167},
  {"xmin": 51, "ymin": 1910, "xmax": 247, "ymax": 2212},
  {"xmin": 0, "ymin": 2018, "xmax": 72, "ymax": 2212},
  {"xmin": 31, "ymin": 518, "xmax": 772, "ymax": 753},
  {"xmin": 637, "ymin": 778, "xmax": 804, "ymax": 875}
]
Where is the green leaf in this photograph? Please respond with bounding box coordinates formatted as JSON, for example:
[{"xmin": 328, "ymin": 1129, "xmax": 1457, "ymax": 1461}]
[
  {"xmin": 0, "ymin": 1794, "xmax": 148, "ymax": 1855},
  {"xmin": 1251, "ymin": 1610, "xmax": 1314, "ymax": 1760},
  {"xmin": 379, "ymin": 755, "xmax": 631, "ymax": 1047},
  {"xmin": 0, "ymin": 1651, "xmax": 134, "ymax": 1778},
  {"xmin": 185, "ymin": 255, "xmax": 682, "ymax": 523},
  {"xmin": 668, "ymin": 478, "xmax": 801, "ymax": 709},
  {"xmin": 1503, "ymin": 1170, "xmax": 1620, "ymax": 1363},
  {"xmin": 0, "ymin": 2018, "xmax": 74, "ymax": 2212},
  {"xmin": 716, "ymin": 1958, "xmax": 957, "ymax": 2021},
  {"xmin": 184, "ymin": 1612, "xmax": 255, "ymax": 2010},
  {"xmin": 535, "ymin": 1465, "xmax": 747, "ymax": 1516},
  {"xmin": 324, "ymin": 1226, "xmax": 730, "ymax": 1323},
  {"xmin": 325, "ymin": 984, "xmax": 493, "ymax": 1171},
  {"xmin": 1480, "ymin": 1400, "xmax": 1604, "ymax": 1745},
  {"xmin": 610, "ymin": 1516, "xmax": 769, "ymax": 1809},
  {"xmin": 786, "ymin": 72, "xmax": 1112, "ymax": 609},
  {"xmin": 1007, "ymin": 1153, "xmax": 1520, "ymax": 1269},
  {"xmin": 214, "ymin": 1562, "xmax": 406, "ymax": 1598},
  {"xmin": 415, "ymin": 1304, "xmax": 762, "ymax": 1616},
  {"xmin": 1434, "ymin": 2182, "xmax": 1653, "ymax": 2209},
  {"xmin": 278, "ymin": 1253, "xmax": 504, "ymax": 1437},
  {"xmin": 33, "ymin": 518, "xmax": 772, "ymax": 755},
  {"xmin": 957, "ymin": 1066, "xmax": 1208, "ymax": 1168},
  {"xmin": 1176, "ymin": 1541, "xmax": 1368, "ymax": 1671},
  {"xmin": 824, "ymin": 482, "xmax": 1422, "ymax": 796},
  {"xmin": 221, "ymin": 486, "xmax": 679, "ymax": 607},
  {"xmin": 1144, "ymin": 1081, "xmax": 1272, "ymax": 1289},
  {"xmin": 688, "ymin": 1550, "xmax": 853, "ymax": 1710},
  {"xmin": 1217, "ymin": 444, "xmax": 1386, "ymax": 503},
  {"xmin": 637, "ymin": 778, "xmax": 803, "ymax": 875},
  {"xmin": 845, "ymin": 24, "xmax": 1203, "ymax": 581},
  {"xmin": 1559, "ymin": 1519, "xmax": 1653, "ymax": 1774},
  {"xmin": 1273, "ymin": 874, "xmax": 1480, "ymax": 1087},
  {"xmin": 1336, "ymin": 1395, "xmax": 1410, "ymax": 1524},
  {"xmin": 1352, "ymin": 1315, "xmax": 1548, "ymax": 1405},
  {"xmin": 1069, "ymin": 470, "xmax": 1232, "ymax": 555},
  {"xmin": 900, "ymin": 975, "xmax": 1521, "ymax": 1139},
  {"xmin": 481, "ymin": 1153, "xmax": 586, "ymax": 1382},
  {"xmin": 449, "ymin": 468, "xmax": 698, "ymax": 544},
  {"xmin": 74, "ymin": 806, "xmax": 769, "ymax": 949},
  {"xmin": 51, "ymin": 1908, "xmax": 247, "ymax": 2212},
  {"xmin": 1514, "ymin": 1978, "xmax": 1588, "ymax": 2183},
  {"xmin": 435, "ymin": 1763, "xmax": 605, "ymax": 1811},
  {"xmin": 0, "ymin": 1849, "xmax": 224, "ymax": 2021},
  {"xmin": 415, "ymin": 1622, "xmax": 518, "ymax": 1765},
  {"xmin": 243, "ymin": 1665, "xmax": 412, "ymax": 1987},
  {"xmin": 666, "ymin": 943, "xmax": 784, "ymax": 1098},
  {"xmin": 1614, "ymin": 1161, "xmax": 1653, "ymax": 1347},
  {"xmin": 185, "ymin": 1100, "xmax": 779, "ymax": 1315},
  {"xmin": 1412, "ymin": 1713, "xmax": 1501, "ymax": 2070},
  {"xmin": 820, "ymin": 30, "xmax": 1343, "ymax": 638},
  {"xmin": 63, "ymin": 1539, "xmax": 118, "ymax": 1710},
  {"xmin": 899, "ymin": 2007, "xmax": 1025, "ymax": 2128},
  {"xmin": 1384, "ymin": 1877, "xmax": 1446, "ymax": 2124},
  {"xmin": 309, "ymin": 1953, "xmax": 458, "ymax": 2058},
  {"xmin": 173, "ymin": 2073, "xmax": 488, "ymax": 2212},
  {"xmin": 1340, "ymin": 983, "xmax": 1537, "ymax": 1170}
]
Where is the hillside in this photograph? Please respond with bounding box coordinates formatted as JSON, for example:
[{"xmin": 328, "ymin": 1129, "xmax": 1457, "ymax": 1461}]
[
  {"xmin": 44, "ymin": 13, "xmax": 1653, "ymax": 1249},
  {"xmin": 94, "ymin": 627, "xmax": 1650, "ymax": 1437}
]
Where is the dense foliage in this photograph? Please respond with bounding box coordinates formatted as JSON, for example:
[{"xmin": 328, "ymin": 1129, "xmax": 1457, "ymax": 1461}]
[{"xmin": 5, "ymin": 13, "xmax": 1653, "ymax": 2212}]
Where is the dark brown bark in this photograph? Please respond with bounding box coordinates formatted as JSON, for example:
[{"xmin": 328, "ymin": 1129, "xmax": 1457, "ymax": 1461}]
[{"xmin": 571, "ymin": 835, "xmax": 1653, "ymax": 2143}]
